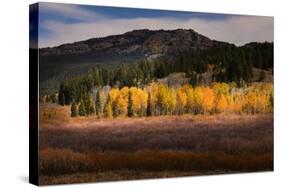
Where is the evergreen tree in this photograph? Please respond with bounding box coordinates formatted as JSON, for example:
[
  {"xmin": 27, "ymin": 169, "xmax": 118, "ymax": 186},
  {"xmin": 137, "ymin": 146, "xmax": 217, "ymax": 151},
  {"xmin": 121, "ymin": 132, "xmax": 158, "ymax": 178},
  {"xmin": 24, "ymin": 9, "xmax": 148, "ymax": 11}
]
[
  {"xmin": 84, "ymin": 94, "xmax": 92, "ymax": 115},
  {"xmin": 128, "ymin": 90, "xmax": 133, "ymax": 117},
  {"xmin": 79, "ymin": 101, "xmax": 86, "ymax": 116},
  {"xmin": 259, "ymin": 71, "xmax": 266, "ymax": 81},
  {"xmin": 189, "ymin": 74, "xmax": 198, "ymax": 87},
  {"xmin": 147, "ymin": 93, "xmax": 152, "ymax": 116},
  {"xmin": 71, "ymin": 103, "xmax": 78, "ymax": 117},
  {"xmin": 95, "ymin": 90, "xmax": 101, "ymax": 115},
  {"xmin": 49, "ymin": 93, "xmax": 57, "ymax": 103},
  {"xmin": 104, "ymin": 95, "xmax": 113, "ymax": 118},
  {"xmin": 89, "ymin": 104, "xmax": 95, "ymax": 115},
  {"xmin": 58, "ymin": 84, "xmax": 65, "ymax": 105}
]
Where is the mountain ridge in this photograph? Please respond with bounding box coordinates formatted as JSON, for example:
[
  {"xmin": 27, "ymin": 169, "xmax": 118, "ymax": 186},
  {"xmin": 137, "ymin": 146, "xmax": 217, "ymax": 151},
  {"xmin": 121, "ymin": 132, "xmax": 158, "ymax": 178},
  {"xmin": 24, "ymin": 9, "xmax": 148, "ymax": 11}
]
[{"xmin": 39, "ymin": 29, "xmax": 232, "ymax": 61}]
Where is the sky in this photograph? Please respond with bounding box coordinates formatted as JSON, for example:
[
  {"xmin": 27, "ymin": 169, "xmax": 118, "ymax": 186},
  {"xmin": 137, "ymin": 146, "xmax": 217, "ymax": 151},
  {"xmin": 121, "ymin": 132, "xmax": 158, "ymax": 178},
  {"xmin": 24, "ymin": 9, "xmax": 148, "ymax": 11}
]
[{"xmin": 31, "ymin": 2, "xmax": 274, "ymax": 48}]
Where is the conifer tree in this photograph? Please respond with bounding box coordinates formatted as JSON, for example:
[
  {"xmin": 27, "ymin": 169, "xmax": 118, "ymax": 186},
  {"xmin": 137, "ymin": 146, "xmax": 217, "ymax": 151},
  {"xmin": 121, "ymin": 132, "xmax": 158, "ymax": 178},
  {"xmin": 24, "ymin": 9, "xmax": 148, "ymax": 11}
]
[
  {"xmin": 58, "ymin": 83, "xmax": 65, "ymax": 105},
  {"xmin": 128, "ymin": 90, "xmax": 133, "ymax": 117},
  {"xmin": 95, "ymin": 90, "xmax": 101, "ymax": 115},
  {"xmin": 84, "ymin": 94, "xmax": 92, "ymax": 115},
  {"xmin": 89, "ymin": 104, "xmax": 95, "ymax": 115},
  {"xmin": 259, "ymin": 71, "xmax": 266, "ymax": 81},
  {"xmin": 104, "ymin": 95, "xmax": 113, "ymax": 118},
  {"xmin": 147, "ymin": 93, "xmax": 152, "ymax": 116},
  {"xmin": 79, "ymin": 101, "xmax": 86, "ymax": 116},
  {"xmin": 71, "ymin": 103, "xmax": 78, "ymax": 117}
]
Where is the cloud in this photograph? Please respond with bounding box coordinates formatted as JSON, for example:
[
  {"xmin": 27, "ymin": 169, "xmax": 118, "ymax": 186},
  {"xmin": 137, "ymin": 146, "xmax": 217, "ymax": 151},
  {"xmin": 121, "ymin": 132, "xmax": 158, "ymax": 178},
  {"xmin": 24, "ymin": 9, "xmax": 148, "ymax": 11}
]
[
  {"xmin": 39, "ymin": 10, "xmax": 273, "ymax": 48},
  {"xmin": 39, "ymin": 3, "xmax": 106, "ymax": 22}
]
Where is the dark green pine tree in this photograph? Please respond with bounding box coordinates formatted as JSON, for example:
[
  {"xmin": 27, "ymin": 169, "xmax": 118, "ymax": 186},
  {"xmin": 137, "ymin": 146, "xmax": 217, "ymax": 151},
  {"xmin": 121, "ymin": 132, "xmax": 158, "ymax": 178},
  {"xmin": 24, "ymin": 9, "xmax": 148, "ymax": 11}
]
[
  {"xmin": 146, "ymin": 93, "xmax": 152, "ymax": 116},
  {"xmin": 259, "ymin": 71, "xmax": 266, "ymax": 81},
  {"xmin": 84, "ymin": 94, "xmax": 92, "ymax": 115},
  {"xmin": 71, "ymin": 103, "xmax": 78, "ymax": 117},
  {"xmin": 93, "ymin": 68, "xmax": 101, "ymax": 86},
  {"xmin": 58, "ymin": 83, "xmax": 65, "ymax": 105},
  {"xmin": 79, "ymin": 101, "xmax": 86, "ymax": 116},
  {"xmin": 128, "ymin": 91, "xmax": 133, "ymax": 117},
  {"xmin": 89, "ymin": 104, "xmax": 95, "ymax": 115},
  {"xmin": 95, "ymin": 90, "xmax": 101, "ymax": 115}
]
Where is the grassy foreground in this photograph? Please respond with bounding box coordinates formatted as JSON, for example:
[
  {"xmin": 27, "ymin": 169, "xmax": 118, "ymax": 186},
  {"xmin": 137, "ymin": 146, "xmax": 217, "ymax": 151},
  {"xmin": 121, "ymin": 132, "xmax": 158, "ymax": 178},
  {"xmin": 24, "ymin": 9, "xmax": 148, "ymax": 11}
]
[{"xmin": 39, "ymin": 104, "xmax": 273, "ymax": 185}]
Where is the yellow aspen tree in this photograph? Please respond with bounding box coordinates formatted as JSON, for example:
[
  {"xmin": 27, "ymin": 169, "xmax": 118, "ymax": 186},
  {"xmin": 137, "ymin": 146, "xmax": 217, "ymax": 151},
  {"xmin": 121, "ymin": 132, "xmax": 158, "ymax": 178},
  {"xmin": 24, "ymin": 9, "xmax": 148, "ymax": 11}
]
[
  {"xmin": 139, "ymin": 88, "xmax": 148, "ymax": 116},
  {"xmin": 202, "ymin": 87, "xmax": 214, "ymax": 113},
  {"xmin": 129, "ymin": 87, "xmax": 148, "ymax": 116},
  {"xmin": 148, "ymin": 82, "xmax": 160, "ymax": 115},
  {"xmin": 184, "ymin": 85, "xmax": 195, "ymax": 113},
  {"xmin": 176, "ymin": 87, "xmax": 187, "ymax": 115},
  {"xmin": 168, "ymin": 88, "xmax": 177, "ymax": 115},
  {"xmin": 193, "ymin": 87, "xmax": 204, "ymax": 114},
  {"xmin": 108, "ymin": 88, "xmax": 120, "ymax": 117},
  {"xmin": 116, "ymin": 87, "xmax": 129, "ymax": 116},
  {"xmin": 215, "ymin": 94, "xmax": 228, "ymax": 113},
  {"xmin": 158, "ymin": 84, "xmax": 170, "ymax": 115},
  {"xmin": 211, "ymin": 82, "xmax": 230, "ymax": 96}
]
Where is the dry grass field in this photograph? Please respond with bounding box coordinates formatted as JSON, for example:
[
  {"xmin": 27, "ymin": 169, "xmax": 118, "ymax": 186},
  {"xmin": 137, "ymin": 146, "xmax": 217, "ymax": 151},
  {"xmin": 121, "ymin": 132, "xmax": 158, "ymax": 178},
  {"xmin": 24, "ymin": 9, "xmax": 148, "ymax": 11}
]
[{"xmin": 39, "ymin": 104, "xmax": 273, "ymax": 185}]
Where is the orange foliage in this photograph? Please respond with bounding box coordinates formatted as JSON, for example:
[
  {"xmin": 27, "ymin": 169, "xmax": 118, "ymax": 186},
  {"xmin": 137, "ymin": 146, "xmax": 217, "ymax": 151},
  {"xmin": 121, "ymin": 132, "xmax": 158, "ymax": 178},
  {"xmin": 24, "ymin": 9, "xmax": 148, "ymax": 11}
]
[{"xmin": 103, "ymin": 82, "xmax": 272, "ymax": 118}]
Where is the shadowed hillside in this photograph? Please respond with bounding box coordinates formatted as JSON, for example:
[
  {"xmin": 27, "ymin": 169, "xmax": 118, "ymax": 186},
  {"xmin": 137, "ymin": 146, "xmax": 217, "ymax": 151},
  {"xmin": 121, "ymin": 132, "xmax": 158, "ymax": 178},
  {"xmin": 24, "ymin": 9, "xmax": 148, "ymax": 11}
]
[{"xmin": 39, "ymin": 29, "xmax": 273, "ymax": 94}]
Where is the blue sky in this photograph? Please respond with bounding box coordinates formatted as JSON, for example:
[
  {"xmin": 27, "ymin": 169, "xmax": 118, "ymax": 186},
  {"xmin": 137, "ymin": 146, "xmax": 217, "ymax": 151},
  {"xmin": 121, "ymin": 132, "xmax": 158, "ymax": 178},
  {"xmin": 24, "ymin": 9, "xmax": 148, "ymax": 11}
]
[{"xmin": 32, "ymin": 2, "xmax": 273, "ymax": 48}]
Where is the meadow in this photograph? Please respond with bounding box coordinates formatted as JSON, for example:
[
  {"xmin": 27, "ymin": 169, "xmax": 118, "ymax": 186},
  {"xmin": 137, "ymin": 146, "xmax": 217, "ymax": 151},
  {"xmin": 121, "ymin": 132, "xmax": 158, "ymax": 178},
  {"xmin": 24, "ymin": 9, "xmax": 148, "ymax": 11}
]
[{"xmin": 39, "ymin": 104, "xmax": 273, "ymax": 185}]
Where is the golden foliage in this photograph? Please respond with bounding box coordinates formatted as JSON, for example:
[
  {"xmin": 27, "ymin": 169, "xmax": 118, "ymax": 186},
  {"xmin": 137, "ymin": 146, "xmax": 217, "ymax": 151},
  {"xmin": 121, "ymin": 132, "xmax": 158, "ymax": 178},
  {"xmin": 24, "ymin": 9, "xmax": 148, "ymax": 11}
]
[
  {"xmin": 102, "ymin": 82, "xmax": 273, "ymax": 118},
  {"xmin": 129, "ymin": 87, "xmax": 148, "ymax": 116}
]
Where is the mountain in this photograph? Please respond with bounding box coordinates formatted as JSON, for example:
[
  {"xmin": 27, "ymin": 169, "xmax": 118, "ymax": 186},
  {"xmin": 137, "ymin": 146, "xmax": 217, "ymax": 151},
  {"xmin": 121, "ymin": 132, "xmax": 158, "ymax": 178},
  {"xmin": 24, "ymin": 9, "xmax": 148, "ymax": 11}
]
[
  {"xmin": 40, "ymin": 29, "xmax": 229, "ymax": 62},
  {"xmin": 38, "ymin": 29, "xmax": 273, "ymax": 94}
]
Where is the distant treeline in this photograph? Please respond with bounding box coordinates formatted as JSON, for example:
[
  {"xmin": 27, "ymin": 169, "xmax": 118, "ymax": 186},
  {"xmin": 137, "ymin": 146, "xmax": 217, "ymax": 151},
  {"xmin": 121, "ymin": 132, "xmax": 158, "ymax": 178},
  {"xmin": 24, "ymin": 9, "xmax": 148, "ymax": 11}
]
[
  {"xmin": 40, "ymin": 82, "xmax": 273, "ymax": 118},
  {"xmin": 38, "ymin": 42, "xmax": 274, "ymax": 117},
  {"xmin": 72, "ymin": 82, "xmax": 272, "ymax": 118},
  {"xmin": 53, "ymin": 42, "xmax": 273, "ymax": 107},
  {"xmin": 64, "ymin": 42, "xmax": 272, "ymax": 89}
]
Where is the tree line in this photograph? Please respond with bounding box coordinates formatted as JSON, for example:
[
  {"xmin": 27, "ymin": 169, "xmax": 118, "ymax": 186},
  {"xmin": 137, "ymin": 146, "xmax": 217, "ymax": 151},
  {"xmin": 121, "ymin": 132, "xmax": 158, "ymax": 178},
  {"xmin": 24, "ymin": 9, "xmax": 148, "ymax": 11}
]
[
  {"xmin": 51, "ymin": 42, "xmax": 273, "ymax": 107},
  {"xmin": 67, "ymin": 82, "xmax": 273, "ymax": 118},
  {"xmin": 38, "ymin": 42, "xmax": 274, "ymax": 118},
  {"xmin": 56, "ymin": 42, "xmax": 273, "ymax": 95}
]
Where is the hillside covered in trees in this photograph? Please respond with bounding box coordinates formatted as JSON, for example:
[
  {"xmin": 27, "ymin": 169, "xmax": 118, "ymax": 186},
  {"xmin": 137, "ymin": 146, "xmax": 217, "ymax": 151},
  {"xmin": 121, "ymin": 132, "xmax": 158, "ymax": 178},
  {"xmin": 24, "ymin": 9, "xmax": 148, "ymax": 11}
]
[
  {"xmin": 39, "ymin": 29, "xmax": 273, "ymax": 94},
  {"xmin": 39, "ymin": 29, "xmax": 273, "ymax": 118}
]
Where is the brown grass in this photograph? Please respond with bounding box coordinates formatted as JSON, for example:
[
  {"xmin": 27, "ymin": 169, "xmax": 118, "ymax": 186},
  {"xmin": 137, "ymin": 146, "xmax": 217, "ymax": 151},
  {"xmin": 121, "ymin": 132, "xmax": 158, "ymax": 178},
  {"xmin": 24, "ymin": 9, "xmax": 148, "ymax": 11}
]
[
  {"xmin": 40, "ymin": 148, "xmax": 272, "ymax": 174},
  {"xmin": 40, "ymin": 113, "xmax": 273, "ymax": 154},
  {"xmin": 39, "ymin": 104, "xmax": 71, "ymax": 126},
  {"xmin": 39, "ymin": 148, "xmax": 272, "ymax": 185},
  {"xmin": 39, "ymin": 104, "xmax": 273, "ymax": 185}
]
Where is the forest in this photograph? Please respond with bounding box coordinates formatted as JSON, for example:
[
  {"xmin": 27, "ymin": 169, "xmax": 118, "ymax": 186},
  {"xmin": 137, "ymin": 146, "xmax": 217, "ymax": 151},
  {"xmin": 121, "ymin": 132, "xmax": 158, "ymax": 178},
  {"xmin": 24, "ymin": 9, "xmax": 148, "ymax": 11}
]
[{"xmin": 39, "ymin": 42, "xmax": 273, "ymax": 118}]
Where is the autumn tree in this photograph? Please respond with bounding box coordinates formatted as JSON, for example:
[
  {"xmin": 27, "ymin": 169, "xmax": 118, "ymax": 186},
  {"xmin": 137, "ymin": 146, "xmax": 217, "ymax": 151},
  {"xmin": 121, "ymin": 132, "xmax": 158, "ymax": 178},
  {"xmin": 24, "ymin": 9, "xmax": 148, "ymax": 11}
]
[
  {"xmin": 115, "ymin": 87, "xmax": 129, "ymax": 117},
  {"xmin": 108, "ymin": 88, "xmax": 120, "ymax": 117},
  {"xmin": 158, "ymin": 84, "xmax": 170, "ymax": 115},
  {"xmin": 214, "ymin": 94, "xmax": 228, "ymax": 113},
  {"xmin": 148, "ymin": 82, "xmax": 160, "ymax": 116},
  {"xmin": 176, "ymin": 87, "xmax": 187, "ymax": 115},
  {"xmin": 182, "ymin": 85, "xmax": 195, "ymax": 113},
  {"xmin": 129, "ymin": 87, "xmax": 148, "ymax": 116},
  {"xmin": 193, "ymin": 86, "xmax": 214, "ymax": 114}
]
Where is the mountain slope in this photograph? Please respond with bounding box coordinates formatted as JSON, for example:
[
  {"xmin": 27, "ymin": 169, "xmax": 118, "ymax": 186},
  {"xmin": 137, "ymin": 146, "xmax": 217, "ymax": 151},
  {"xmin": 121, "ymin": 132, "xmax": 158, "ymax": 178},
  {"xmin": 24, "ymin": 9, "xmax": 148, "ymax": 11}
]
[
  {"xmin": 40, "ymin": 29, "xmax": 228, "ymax": 61},
  {"xmin": 38, "ymin": 29, "xmax": 272, "ymax": 94}
]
